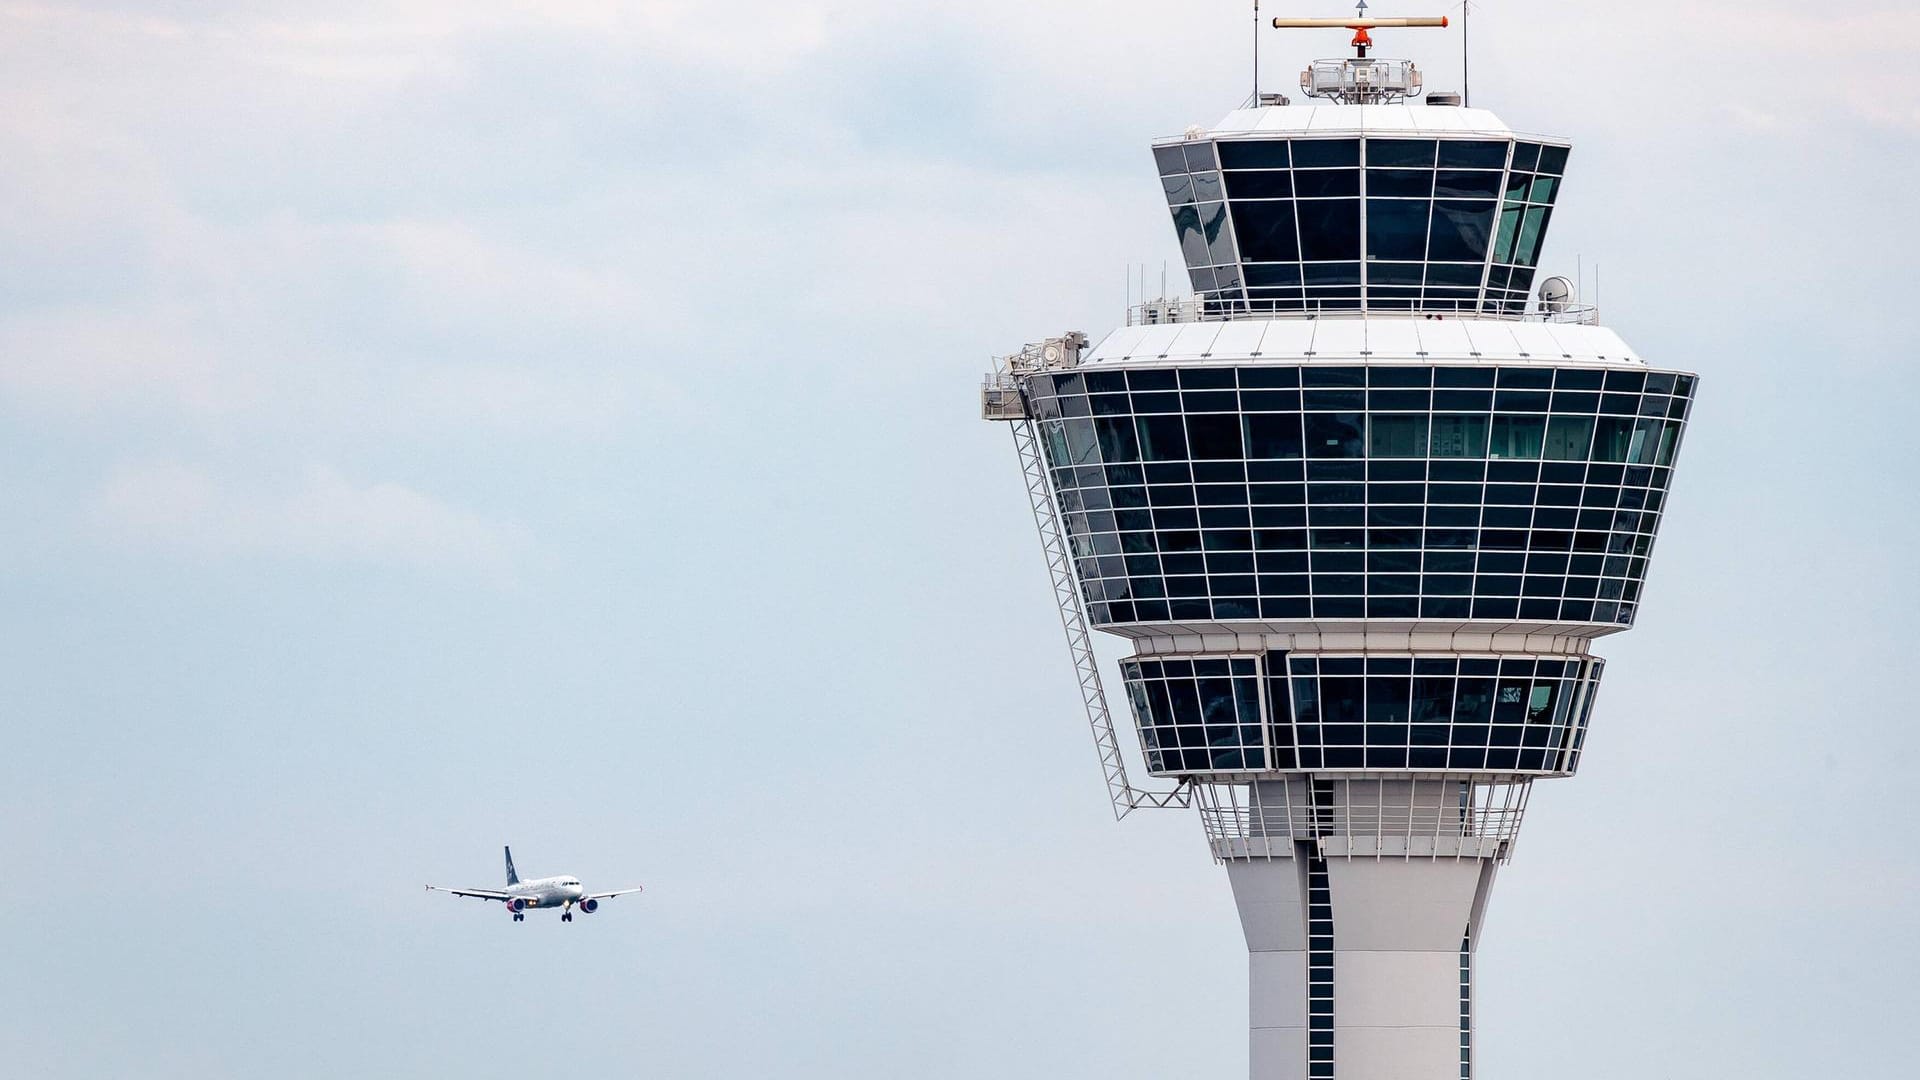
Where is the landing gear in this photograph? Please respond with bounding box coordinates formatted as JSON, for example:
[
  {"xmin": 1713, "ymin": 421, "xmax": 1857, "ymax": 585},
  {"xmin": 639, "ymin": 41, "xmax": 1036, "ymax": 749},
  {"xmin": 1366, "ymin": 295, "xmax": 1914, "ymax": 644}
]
[
  {"xmin": 512, "ymin": 912, "xmax": 524, "ymax": 922},
  {"xmin": 562, "ymin": 912, "xmax": 573, "ymax": 922}
]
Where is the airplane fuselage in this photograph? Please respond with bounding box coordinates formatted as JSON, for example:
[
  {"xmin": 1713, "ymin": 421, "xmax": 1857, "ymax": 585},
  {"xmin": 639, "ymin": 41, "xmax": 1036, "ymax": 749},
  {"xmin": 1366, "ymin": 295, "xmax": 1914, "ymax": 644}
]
[{"xmin": 505, "ymin": 875, "xmax": 587, "ymax": 910}]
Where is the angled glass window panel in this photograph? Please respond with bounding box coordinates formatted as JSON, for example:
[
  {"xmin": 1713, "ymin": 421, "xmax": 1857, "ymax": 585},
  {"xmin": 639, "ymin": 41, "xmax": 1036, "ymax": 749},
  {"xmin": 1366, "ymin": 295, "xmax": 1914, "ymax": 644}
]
[
  {"xmin": 1629, "ymin": 417, "xmax": 1663, "ymax": 465},
  {"xmin": 1655, "ymin": 422, "xmax": 1681, "ymax": 466},
  {"xmin": 1368, "ymin": 168, "xmax": 1434, "ymax": 197},
  {"xmin": 1136, "ymin": 415, "xmax": 1189, "ymax": 462},
  {"xmin": 1226, "ymin": 170, "xmax": 1294, "ymax": 198},
  {"xmin": 1426, "ymin": 262, "xmax": 1485, "ymax": 287},
  {"xmin": 1489, "ymin": 415, "xmax": 1545, "ymax": 459},
  {"xmin": 1430, "ymin": 414, "xmax": 1489, "ymax": 457},
  {"xmin": 1305, "ymin": 413, "xmax": 1365, "ymax": 458},
  {"xmin": 1191, "ymin": 171, "xmax": 1224, "ymax": 202},
  {"xmin": 1510, "ymin": 142, "xmax": 1542, "ymax": 172},
  {"xmin": 1493, "ymin": 205, "xmax": 1522, "ymax": 263},
  {"xmin": 1294, "ymin": 169, "xmax": 1360, "ymax": 197},
  {"xmin": 1094, "ymin": 416, "xmax": 1141, "ymax": 462},
  {"xmin": 1188, "ymin": 266, "xmax": 1220, "ymax": 292},
  {"xmin": 1366, "ymin": 198, "xmax": 1431, "ymax": 261},
  {"xmin": 1244, "ymin": 263, "xmax": 1304, "ymax": 287},
  {"xmin": 1218, "ymin": 139, "xmax": 1291, "ymax": 169},
  {"xmin": 1303, "ymin": 389, "xmax": 1365, "ymax": 413},
  {"xmin": 1292, "ymin": 139, "xmax": 1360, "ymax": 167},
  {"xmin": 1184, "ymin": 142, "xmax": 1219, "ymax": 173},
  {"xmin": 1536, "ymin": 144, "xmax": 1570, "ymax": 175},
  {"xmin": 1543, "ymin": 416, "xmax": 1594, "ymax": 460},
  {"xmin": 1245, "ymin": 413, "xmax": 1305, "ymax": 459},
  {"xmin": 1428, "ymin": 200, "xmax": 1497, "ymax": 262},
  {"xmin": 1504, "ymin": 170, "xmax": 1532, "ymax": 201},
  {"xmin": 1201, "ymin": 202, "xmax": 1236, "ymax": 263},
  {"xmin": 1367, "ymin": 138, "xmax": 1437, "ymax": 167},
  {"xmin": 1435, "ymin": 169, "xmax": 1505, "ymax": 198},
  {"xmin": 1172, "ymin": 205, "xmax": 1209, "ymax": 265},
  {"xmin": 1437, "ymin": 140, "xmax": 1510, "ymax": 169},
  {"xmin": 1591, "ymin": 416, "xmax": 1634, "ymax": 462},
  {"xmin": 1370, "ymin": 262, "xmax": 1425, "ymax": 286},
  {"xmin": 1154, "ymin": 145, "xmax": 1189, "ymax": 175},
  {"xmin": 1187, "ymin": 414, "xmax": 1245, "ymax": 459},
  {"xmin": 1161, "ymin": 172, "xmax": 1196, "ymax": 204},
  {"xmin": 1369, "ymin": 415, "xmax": 1429, "ymax": 457},
  {"xmin": 1513, "ymin": 205, "xmax": 1553, "ymax": 266},
  {"xmin": 1302, "ymin": 262, "xmax": 1362, "ymax": 285},
  {"xmin": 1528, "ymin": 175, "xmax": 1560, "ymax": 204},
  {"xmin": 1231, "ymin": 202, "xmax": 1301, "ymax": 262}
]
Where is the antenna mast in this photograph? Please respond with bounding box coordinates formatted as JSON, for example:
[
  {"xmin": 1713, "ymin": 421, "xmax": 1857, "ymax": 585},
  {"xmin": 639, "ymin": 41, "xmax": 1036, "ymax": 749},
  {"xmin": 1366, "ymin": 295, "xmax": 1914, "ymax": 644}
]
[{"xmin": 1463, "ymin": 0, "xmax": 1471, "ymax": 107}]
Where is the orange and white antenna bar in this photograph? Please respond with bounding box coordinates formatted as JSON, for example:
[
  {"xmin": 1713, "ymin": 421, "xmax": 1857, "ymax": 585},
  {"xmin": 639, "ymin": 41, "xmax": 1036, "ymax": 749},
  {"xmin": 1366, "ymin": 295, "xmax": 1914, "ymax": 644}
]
[{"xmin": 1271, "ymin": 16, "xmax": 1448, "ymax": 28}]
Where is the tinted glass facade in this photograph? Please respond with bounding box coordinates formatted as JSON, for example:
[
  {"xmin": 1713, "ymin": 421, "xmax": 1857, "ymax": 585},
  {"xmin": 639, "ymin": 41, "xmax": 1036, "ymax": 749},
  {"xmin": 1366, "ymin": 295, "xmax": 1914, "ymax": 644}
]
[
  {"xmin": 1120, "ymin": 651, "xmax": 1601, "ymax": 777},
  {"xmin": 1028, "ymin": 364, "xmax": 1694, "ymax": 628},
  {"xmin": 1154, "ymin": 136, "xmax": 1568, "ymax": 313}
]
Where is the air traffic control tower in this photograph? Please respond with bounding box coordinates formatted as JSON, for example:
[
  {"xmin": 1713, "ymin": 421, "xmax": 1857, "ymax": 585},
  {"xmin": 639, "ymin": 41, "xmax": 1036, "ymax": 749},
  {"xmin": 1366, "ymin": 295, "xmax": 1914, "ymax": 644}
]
[{"xmin": 981, "ymin": 12, "xmax": 1694, "ymax": 1080}]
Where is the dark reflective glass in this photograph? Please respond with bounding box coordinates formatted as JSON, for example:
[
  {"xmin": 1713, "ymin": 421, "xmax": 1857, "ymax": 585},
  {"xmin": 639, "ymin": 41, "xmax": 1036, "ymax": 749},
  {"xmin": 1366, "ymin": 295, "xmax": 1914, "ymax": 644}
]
[
  {"xmin": 1425, "ymin": 263, "xmax": 1484, "ymax": 288},
  {"xmin": 1292, "ymin": 139, "xmax": 1360, "ymax": 167},
  {"xmin": 1200, "ymin": 201, "xmax": 1234, "ymax": 263},
  {"xmin": 1172, "ymin": 205, "xmax": 1208, "ymax": 265},
  {"xmin": 1297, "ymin": 199, "xmax": 1361, "ymax": 260},
  {"xmin": 1368, "ymin": 169, "xmax": 1434, "ymax": 197},
  {"xmin": 1510, "ymin": 142, "xmax": 1542, "ymax": 172},
  {"xmin": 1245, "ymin": 413, "xmax": 1304, "ymax": 459},
  {"xmin": 1305, "ymin": 413, "xmax": 1365, "ymax": 458},
  {"xmin": 1231, "ymin": 202, "xmax": 1301, "ymax": 262},
  {"xmin": 1536, "ymin": 144, "xmax": 1570, "ymax": 175},
  {"xmin": 1184, "ymin": 142, "xmax": 1218, "ymax": 173},
  {"xmin": 1161, "ymin": 172, "xmax": 1195, "ymax": 204},
  {"xmin": 1217, "ymin": 139, "xmax": 1291, "ymax": 169},
  {"xmin": 1435, "ymin": 169, "xmax": 1505, "ymax": 198},
  {"xmin": 1367, "ymin": 138, "xmax": 1437, "ymax": 167},
  {"xmin": 1226, "ymin": 170, "xmax": 1294, "ymax": 198},
  {"xmin": 1366, "ymin": 199, "xmax": 1431, "ymax": 260},
  {"xmin": 1303, "ymin": 262, "xmax": 1362, "ymax": 285},
  {"xmin": 1437, "ymin": 140, "xmax": 1510, "ymax": 168},
  {"xmin": 1428, "ymin": 200, "xmax": 1497, "ymax": 262},
  {"xmin": 1295, "ymin": 169, "xmax": 1360, "ymax": 197},
  {"xmin": 1154, "ymin": 145, "xmax": 1188, "ymax": 175}
]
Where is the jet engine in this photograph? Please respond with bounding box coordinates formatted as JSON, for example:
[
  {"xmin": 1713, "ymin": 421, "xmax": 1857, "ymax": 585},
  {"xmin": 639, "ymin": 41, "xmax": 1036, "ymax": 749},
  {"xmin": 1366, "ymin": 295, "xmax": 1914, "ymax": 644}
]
[
  {"xmin": 505, "ymin": 898, "xmax": 527, "ymax": 913},
  {"xmin": 577, "ymin": 898, "xmax": 599, "ymax": 914}
]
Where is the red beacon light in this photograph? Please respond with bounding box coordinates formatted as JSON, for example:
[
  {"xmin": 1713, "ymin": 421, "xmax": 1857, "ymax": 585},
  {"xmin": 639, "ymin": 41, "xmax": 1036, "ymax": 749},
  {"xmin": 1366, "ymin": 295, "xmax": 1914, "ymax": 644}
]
[{"xmin": 1269, "ymin": 7, "xmax": 1453, "ymax": 104}]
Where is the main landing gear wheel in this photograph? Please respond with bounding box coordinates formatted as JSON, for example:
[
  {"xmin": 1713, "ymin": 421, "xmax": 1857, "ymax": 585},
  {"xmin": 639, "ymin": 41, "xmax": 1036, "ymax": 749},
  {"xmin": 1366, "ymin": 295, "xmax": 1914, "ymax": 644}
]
[
  {"xmin": 512, "ymin": 913, "xmax": 524, "ymax": 922},
  {"xmin": 562, "ymin": 912, "xmax": 573, "ymax": 922}
]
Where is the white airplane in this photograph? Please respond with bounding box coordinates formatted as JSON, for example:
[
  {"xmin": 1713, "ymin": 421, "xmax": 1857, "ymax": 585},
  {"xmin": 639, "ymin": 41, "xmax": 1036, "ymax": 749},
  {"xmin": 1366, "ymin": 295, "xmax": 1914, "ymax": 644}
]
[{"xmin": 426, "ymin": 846, "xmax": 643, "ymax": 923}]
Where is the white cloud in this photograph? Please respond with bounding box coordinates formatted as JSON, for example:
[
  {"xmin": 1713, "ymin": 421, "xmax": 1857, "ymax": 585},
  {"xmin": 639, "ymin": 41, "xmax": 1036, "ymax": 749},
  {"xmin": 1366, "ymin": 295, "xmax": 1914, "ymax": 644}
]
[{"xmin": 93, "ymin": 461, "xmax": 524, "ymax": 579}]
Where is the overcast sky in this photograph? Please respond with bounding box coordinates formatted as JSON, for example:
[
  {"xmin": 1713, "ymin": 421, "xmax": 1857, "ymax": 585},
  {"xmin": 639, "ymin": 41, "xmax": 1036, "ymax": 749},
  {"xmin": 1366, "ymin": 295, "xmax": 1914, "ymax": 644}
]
[{"xmin": 3, "ymin": 2, "xmax": 1916, "ymax": 1078}]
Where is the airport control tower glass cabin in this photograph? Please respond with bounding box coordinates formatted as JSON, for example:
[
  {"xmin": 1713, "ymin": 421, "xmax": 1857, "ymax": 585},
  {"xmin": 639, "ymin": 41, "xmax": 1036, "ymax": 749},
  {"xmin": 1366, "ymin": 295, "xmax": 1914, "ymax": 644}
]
[{"xmin": 980, "ymin": 17, "xmax": 1694, "ymax": 1080}]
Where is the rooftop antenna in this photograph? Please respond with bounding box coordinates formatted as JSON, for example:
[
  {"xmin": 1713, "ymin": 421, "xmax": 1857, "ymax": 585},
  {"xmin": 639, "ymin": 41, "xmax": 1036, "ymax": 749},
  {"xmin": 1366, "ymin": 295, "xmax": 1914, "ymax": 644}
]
[
  {"xmin": 1462, "ymin": 0, "xmax": 1471, "ymax": 107},
  {"xmin": 1271, "ymin": 7, "xmax": 1451, "ymax": 103},
  {"xmin": 1253, "ymin": 1, "xmax": 1260, "ymax": 103}
]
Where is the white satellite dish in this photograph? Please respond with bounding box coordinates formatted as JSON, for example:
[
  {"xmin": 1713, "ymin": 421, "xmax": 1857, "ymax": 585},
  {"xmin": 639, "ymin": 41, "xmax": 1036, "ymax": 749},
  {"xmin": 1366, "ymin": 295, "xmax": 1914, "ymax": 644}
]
[{"xmin": 1538, "ymin": 275, "xmax": 1575, "ymax": 312}]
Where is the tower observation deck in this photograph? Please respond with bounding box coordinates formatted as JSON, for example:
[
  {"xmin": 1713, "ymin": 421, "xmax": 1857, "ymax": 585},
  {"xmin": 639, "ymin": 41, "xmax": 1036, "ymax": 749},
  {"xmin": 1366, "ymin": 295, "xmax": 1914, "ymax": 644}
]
[{"xmin": 980, "ymin": 12, "xmax": 1695, "ymax": 1080}]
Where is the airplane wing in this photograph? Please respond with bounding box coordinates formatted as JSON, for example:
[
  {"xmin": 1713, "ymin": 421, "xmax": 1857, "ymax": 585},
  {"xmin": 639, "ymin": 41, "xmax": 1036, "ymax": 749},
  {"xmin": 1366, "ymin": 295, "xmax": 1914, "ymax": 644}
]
[
  {"xmin": 585, "ymin": 886, "xmax": 644, "ymax": 901},
  {"xmin": 426, "ymin": 885, "xmax": 513, "ymax": 902}
]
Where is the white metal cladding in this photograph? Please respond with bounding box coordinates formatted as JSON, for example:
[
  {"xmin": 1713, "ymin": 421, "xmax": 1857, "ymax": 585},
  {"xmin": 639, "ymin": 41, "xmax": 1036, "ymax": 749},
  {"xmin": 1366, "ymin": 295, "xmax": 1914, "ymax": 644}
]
[
  {"xmin": 1082, "ymin": 317, "xmax": 1643, "ymax": 366},
  {"xmin": 1191, "ymin": 104, "xmax": 1541, "ymax": 140}
]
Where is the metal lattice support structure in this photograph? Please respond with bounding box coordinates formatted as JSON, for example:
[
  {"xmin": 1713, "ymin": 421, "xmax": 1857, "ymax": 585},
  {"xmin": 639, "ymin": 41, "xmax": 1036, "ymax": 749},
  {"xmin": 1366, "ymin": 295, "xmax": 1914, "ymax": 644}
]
[{"xmin": 1009, "ymin": 417, "xmax": 1189, "ymax": 818}]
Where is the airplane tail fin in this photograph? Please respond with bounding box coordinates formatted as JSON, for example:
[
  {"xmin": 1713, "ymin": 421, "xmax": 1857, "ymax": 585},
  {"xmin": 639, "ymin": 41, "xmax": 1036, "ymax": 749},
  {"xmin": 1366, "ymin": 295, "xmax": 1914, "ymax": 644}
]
[{"xmin": 504, "ymin": 846, "xmax": 519, "ymax": 886}]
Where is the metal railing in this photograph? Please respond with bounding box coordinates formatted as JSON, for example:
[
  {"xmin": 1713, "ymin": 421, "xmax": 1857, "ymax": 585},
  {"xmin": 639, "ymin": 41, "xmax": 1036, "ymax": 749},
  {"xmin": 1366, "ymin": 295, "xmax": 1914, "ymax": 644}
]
[
  {"xmin": 1129, "ymin": 294, "xmax": 1599, "ymax": 327},
  {"xmin": 1194, "ymin": 777, "xmax": 1531, "ymax": 862}
]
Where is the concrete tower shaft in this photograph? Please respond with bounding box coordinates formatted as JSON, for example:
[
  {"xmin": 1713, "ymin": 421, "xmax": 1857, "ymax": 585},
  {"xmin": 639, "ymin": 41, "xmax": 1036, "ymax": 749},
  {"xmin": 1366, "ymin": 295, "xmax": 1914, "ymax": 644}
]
[{"xmin": 983, "ymin": 94, "xmax": 1694, "ymax": 1080}]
